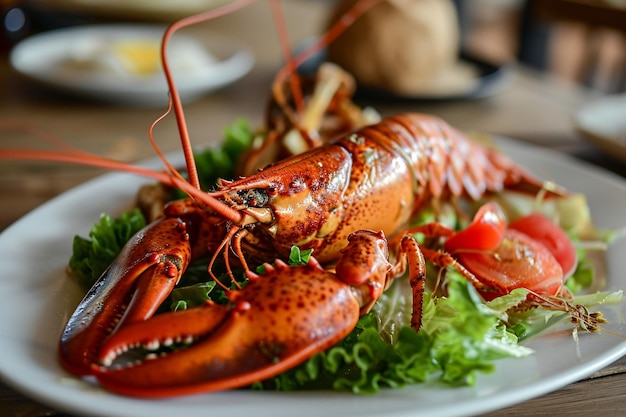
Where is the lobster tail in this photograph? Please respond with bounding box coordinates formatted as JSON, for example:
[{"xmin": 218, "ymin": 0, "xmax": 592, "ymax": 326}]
[{"xmin": 352, "ymin": 113, "xmax": 561, "ymax": 204}]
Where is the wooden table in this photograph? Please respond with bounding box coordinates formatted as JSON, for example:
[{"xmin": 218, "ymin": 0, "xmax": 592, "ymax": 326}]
[{"xmin": 1, "ymin": 2, "xmax": 625, "ymax": 416}]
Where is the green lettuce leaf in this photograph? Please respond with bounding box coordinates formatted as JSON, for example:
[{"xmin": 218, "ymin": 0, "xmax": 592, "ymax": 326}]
[
  {"xmin": 254, "ymin": 273, "xmax": 531, "ymax": 393},
  {"xmin": 68, "ymin": 209, "xmax": 146, "ymax": 289}
]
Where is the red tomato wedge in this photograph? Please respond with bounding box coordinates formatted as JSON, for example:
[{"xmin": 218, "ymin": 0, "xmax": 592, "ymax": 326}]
[
  {"xmin": 508, "ymin": 213, "xmax": 578, "ymax": 279},
  {"xmin": 457, "ymin": 229, "xmax": 565, "ymax": 300},
  {"xmin": 444, "ymin": 202, "xmax": 507, "ymax": 253}
]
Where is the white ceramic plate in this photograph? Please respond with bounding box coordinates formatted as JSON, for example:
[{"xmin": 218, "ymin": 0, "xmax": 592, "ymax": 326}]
[
  {"xmin": 575, "ymin": 93, "xmax": 626, "ymax": 163},
  {"xmin": 0, "ymin": 137, "xmax": 625, "ymax": 417},
  {"xmin": 10, "ymin": 24, "xmax": 254, "ymax": 106}
]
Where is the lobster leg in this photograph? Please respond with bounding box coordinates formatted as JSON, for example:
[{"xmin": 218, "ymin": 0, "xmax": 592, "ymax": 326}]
[
  {"xmin": 87, "ymin": 230, "xmax": 433, "ymax": 398},
  {"xmin": 397, "ymin": 235, "xmax": 427, "ymax": 331},
  {"xmin": 59, "ymin": 216, "xmax": 193, "ymax": 376}
]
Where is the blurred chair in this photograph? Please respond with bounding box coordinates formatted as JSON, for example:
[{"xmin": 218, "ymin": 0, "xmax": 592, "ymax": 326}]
[{"xmin": 519, "ymin": 0, "xmax": 626, "ymax": 92}]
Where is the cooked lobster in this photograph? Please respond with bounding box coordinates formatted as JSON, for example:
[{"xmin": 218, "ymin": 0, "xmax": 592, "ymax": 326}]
[
  {"xmin": 53, "ymin": 111, "xmax": 570, "ymax": 397},
  {"xmin": 0, "ymin": 0, "xmax": 597, "ymax": 399}
]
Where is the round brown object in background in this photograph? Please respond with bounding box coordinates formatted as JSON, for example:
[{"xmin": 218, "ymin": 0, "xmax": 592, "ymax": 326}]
[{"xmin": 327, "ymin": 0, "xmax": 460, "ymax": 95}]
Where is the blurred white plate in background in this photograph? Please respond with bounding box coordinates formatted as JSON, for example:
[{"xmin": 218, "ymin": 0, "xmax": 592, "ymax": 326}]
[
  {"xmin": 10, "ymin": 24, "xmax": 254, "ymax": 106},
  {"xmin": 24, "ymin": 0, "xmax": 233, "ymax": 21},
  {"xmin": 575, "ymin": 93, "xmax": 626, "ymax": 163}
]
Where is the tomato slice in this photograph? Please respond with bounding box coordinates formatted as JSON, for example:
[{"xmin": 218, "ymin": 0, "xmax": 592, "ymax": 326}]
[
  {"xmin": 508, "ymin": 213, "xmax": 578, "ymax": 278},
  {"xmin": 444, "ymin": 202, "xmax": 507, "ymax": 253},
  {"xmin": 457, "ymin": 229, "xmax": 564, "ymax": 300}
]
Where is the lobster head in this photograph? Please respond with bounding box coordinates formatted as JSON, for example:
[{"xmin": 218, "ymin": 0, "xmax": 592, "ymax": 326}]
[{"xmin": 217, "ymin": 144, "xmax": 355, "ymax": 263}]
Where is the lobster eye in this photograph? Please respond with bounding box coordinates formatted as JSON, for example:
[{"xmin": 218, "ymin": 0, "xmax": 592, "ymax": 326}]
[
  {"xmin": 266, "ymin": 185, "xmax": 278, "ymax": 197},
  {"xmin": 236, "ymin": 189, "xmax": 269, "ymax": 207}
]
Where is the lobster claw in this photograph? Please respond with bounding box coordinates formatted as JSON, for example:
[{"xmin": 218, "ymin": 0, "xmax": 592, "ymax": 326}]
[
  {"xmin": 59, "ymin": 216, "xmax": 193, "ymax": 376},
  {"xmin": 91, "ymin": 230, "xmax": 394, "ymax": 398},
  {"xmin": 92, "ymin": 258, "xmax": 360, "ymax": 397}
]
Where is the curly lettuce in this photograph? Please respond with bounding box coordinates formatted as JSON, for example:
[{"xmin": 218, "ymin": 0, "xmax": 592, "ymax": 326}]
[
  {"xmin": 254, "ymin": 274, "xmax": 532, "ymax": 393},
  {"xmin": 68, "ymin": 209, "xmax": 146, "ymax": 288}
]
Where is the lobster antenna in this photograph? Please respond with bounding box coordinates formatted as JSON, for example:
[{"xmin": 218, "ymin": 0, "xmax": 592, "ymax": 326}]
[
  {"xmin": 0, "ymin": 147, "xmax": 244, "ymax": 222},
  {"xmin": 272, "ymin": 0, "xmax": 383, "ymax": 124},
  {"xmin": 0, "ymin": 120, "xmax": 94, "ymax": 155},
  {"xmin": 274, "ymin": 0, "xmax": 384, "ymax": 81},
  {"xmin": 147, "ymin": 96, "xmax": 189, "ymax": 186},
  {"xmin": 160, "ymin": 0, "xmax": 257, "ymax": 190},
  {"xmin": 268, "ymin": 0, "xmax": 304, "ymax": 114}
]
